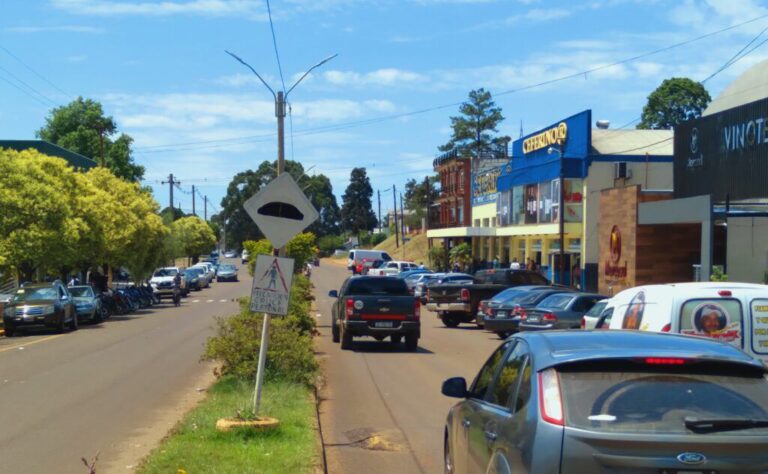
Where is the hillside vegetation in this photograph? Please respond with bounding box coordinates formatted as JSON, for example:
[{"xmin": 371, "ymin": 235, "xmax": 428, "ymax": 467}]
[{"xmin": 374, "ymin": 233, "xmax": 428, "ymax": 264}]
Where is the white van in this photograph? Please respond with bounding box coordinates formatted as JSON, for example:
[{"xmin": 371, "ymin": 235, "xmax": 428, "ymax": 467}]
[
  {"xmin": 604, "ymin": 282, "xmax": 768, "ymax": 364},
  {"xmin": 347, "ymin": 249, "xmax": 392, "ymax": 273}
]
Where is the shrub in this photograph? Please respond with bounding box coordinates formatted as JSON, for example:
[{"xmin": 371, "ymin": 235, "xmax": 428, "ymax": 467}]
[
  {"xmin": 370, "ymin": 232, "xmax": 387, "ymax": 246},
  {"xmin": 203, "ymin": 274, "xmax": 317, "ymax": 385},
  {"xmin": 317, "ymin": 235, "xmax": 344, "ymax": 257}
]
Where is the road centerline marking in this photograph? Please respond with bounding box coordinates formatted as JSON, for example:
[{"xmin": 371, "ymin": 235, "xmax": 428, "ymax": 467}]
[{"xmin": 0, "ymin": 334, "xmax": 65, "ymax": 354}]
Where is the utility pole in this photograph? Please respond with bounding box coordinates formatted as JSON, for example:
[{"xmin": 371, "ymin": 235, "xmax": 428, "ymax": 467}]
[
  {"xmin": 558, "ymin": 144, "xmax": 565, "ymax": 287},
  {"xmin": 400, "ymin": 193, "xmax": 406, "ymax": 259},
  {"xmin": 393, "ymin": 184, "xmax": 399, "ymax": 248},
  {"xmin": 192, "ymin": 185, "xmax": 196, "ymax": 216},
  {"xmin": 204, "ymin": 195, "xmax": 208, "ymax": 221},
  {"xmin": 161, "ymin": 173, "xmax": 180, "ymax": 219},
  {"xmin": 377, "ymin": 190, "xmax": 382, "ymax": 234}
]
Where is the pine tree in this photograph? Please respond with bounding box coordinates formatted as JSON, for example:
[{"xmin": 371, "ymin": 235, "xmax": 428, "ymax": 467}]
[
  {"xmin": 340, "ymin": 167, "xmax": 377, "ymax": 242},
  {"xmin": 439, "ymin": 88, "xmax": 507, "ymax": 157}
]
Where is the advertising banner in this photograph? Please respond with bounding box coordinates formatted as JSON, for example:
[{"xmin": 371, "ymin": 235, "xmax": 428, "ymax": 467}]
[{"xmin": 525, "ymin": 184, "xmax": 538, "ymax": 224}]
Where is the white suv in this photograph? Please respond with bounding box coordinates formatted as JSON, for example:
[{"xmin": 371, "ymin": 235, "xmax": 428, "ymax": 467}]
[{"xmin": 370, "ymin": 261, "xmax": 419, "ymax": 276}]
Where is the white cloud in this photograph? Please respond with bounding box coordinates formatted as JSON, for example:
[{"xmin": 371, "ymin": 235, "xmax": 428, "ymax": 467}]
[
  {"xmin": 324, "ymin": 68, "xmax": 429, "ymax": 87},
  {"xmin": 6, "ymin": 25, "xmax": 104, "ymax": 33},
  {"xmin": 50, "ymin": 0, "xmax": 268, "ymax": 19}
]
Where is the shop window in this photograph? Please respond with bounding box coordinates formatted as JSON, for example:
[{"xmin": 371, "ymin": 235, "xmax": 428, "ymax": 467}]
[
  {"xmin": 474, "ymin": 219, "xmax": 481, "ymax": 227},
  {"xmin": 458, "ymin": 207, "xmax": 464, "ymax": 224},
  {"xmin": 491, "ymin": 217, "xmax": 497, "ymax": 227},
  {"xmin": 564, "ymin": 179, "xmax": 584, "ymax": 223},
  {"xmin": 551, "ymin": 179, "xmax": 561, "ymax": 223},
  {"xmin": 525, "ymin": 184, "xmax": 538, "ymax": 224},
  {"xmin": 538, "ymin": 179, "xmax": 553, "ymax": 223},
  {"xmin": 483, "ymin": 218, "xmax": 490, "ymax": 227},
  {"xmin": 512, "ymin": 186, "xmax": 525, "ymax": 225}
]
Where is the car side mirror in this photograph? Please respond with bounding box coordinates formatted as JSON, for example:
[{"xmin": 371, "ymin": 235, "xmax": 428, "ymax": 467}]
[
  {"xmin": 328, "ymin": 290, "xmax": 338, "ymax": 298},
  {"xmin": 441, "ymin": 377, "xmax": 468, "ymax": 398}
]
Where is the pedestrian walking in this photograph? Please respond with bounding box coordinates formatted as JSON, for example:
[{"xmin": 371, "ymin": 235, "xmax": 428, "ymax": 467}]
[{"xmin": 510, "ymin": 257, "xmax": 521, "ymax": 270}]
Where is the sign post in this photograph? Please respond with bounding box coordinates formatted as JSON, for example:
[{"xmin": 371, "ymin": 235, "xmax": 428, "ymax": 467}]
[{"xmin": 243, "ymin": 173, "xmax": 318, "ymax": 417}]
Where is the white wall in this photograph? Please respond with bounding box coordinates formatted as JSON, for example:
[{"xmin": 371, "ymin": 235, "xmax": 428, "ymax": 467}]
[{"xmin": 727, "ymin": 217, "xmax": 768, "ymax": 283}]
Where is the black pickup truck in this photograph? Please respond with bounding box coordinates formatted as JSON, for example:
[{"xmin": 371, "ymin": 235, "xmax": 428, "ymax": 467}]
[
  {"xmin": 329, "ymin": 276, "xmax": 420, "ymax": 351},
  {"xmin": 425, "ymin": 269, "xmax": 550, "ymax": 327}
]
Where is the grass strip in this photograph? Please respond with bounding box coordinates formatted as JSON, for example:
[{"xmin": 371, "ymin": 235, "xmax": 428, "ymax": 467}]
[{"xmin": 138, "ymin": 376, "xmax": 319, "ymax": 474}]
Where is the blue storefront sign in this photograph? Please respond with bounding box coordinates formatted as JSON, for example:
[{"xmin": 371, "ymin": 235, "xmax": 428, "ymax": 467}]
[{"xmin": 497, "ymin": 110, "xmax": 592, "ymax": 191}]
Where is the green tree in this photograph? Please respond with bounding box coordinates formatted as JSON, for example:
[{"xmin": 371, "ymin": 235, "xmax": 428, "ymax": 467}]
[
  {"xmin": 170, "ymin": 216, "xmax": 217, "ymax": 264},
  {"xmin": 304, "ymin": 174, "xmax": 341, "ymax": 237},
  {"xmin": 439, "ymin": 88, "xmax": 507, "ymax": 156},
  {"xmin": 317, "ymin": 235, "xmax": 345, "ymax": 257},
  {"xmin": 340, "ymin": 167, "xmax": 377, "ymax": 241},
  {"xmin": 242, "ymin": 232, "xmax": 318, "ymax": 275},
  {"xmin": 404, "ymin": 175, "xmax": 439, "ymax": 228},
  {"xmin": 637, "ymin": 77, "xmax": 711, "ymax": 130},
  {"xmin": 449, "ymin": 243, "xmax": 472, "ymax": 270},
  {"xmin": 37, "ymin": 97, "xmax": 145, "ymax": 181}
]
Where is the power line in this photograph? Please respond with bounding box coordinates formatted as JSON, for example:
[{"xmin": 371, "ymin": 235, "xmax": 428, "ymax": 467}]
[
  {"xmin": 133, "ymin": 13, "xmax": 768, "ymax": 155},
  {"xmin": 265, "ymin": 0, "xmax": 286, "ymax": 93},
  {"xmin": 702, "ymin": 24, "xmax": 768, "ymax": 84},
  {"xmin": 0, "ymin": 72, "xmax": 51, "ymax": 107},
  {"xmin": 0, "ymin": 64, "xmax": 58, "ymax": 106},
  {"xmin": 0, "ymin": 43, "xmax": 73, "ymax": 100}
]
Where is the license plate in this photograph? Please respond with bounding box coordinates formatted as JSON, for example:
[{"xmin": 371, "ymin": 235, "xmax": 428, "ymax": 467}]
[
  {"xmin": 374, "ymin": 321, "xmax": 394, "ymax": 328},
  {"xmin": 527, "ymin": 317, "xmax": 540, "ymax": 323},
  {"xmin": 497, "ymin": 311, "xmax": 507, "ymax": 317}
]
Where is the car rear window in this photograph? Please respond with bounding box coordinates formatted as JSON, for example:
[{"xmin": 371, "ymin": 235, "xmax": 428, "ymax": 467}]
[
  {"xmin": 585, "ymin": 301, "xmax": 607, "ymax": 318},
  {"xmin": 559, "ymin": 362, "xmax": 768, "ymax": 435},
  {"xmin": 538, "ymin": 293, "xmax": 575, "ymax": 310},
  {"xmin": 679, "ymin": 298, "xmax": 743, "ymax": 348},
  {"xmin": 347, "ymin": 279, "xmax": 409, "ymax": 296}
]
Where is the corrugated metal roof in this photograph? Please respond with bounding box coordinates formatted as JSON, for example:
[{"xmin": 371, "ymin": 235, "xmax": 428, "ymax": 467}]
[
  {"xmin": 0, "ymin": 140, "xmax": 97, "ymax": 170},
  {"xmin": 704, "ymin": 58, "xmax": 768, "ymax": 117},
  {"xmin": 590, "ymin": 129, "xmax": 673, "ymax": 156}
]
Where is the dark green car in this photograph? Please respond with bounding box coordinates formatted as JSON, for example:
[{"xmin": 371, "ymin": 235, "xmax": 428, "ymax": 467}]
[{"xmin": 3, "ymin": 282, "xmax": 78, "ymax": 336}]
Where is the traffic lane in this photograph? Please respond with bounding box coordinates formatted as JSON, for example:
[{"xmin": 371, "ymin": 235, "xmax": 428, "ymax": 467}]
[
  {"xmin": 0, "ymin": 267, "xmax": 249, "ymax": 474},
  {"xmin": 315, "ymin": 262, "xmax": 500, "ymax": 474}
]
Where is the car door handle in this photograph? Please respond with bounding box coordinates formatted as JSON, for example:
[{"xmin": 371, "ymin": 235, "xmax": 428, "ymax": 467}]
[
  {"xmin": 462, "ymin": 419, "xmax": 471, "ymax": 428},
  {"xmin": 484, "ymin": 430, "xmax": 497, "ymax": 441}
]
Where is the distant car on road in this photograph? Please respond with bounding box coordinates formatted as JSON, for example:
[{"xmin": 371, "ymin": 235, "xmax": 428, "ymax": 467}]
[
  {"xmin": 186, "ymin": 266, "xmax": 211, "ymax": 289},
  {"xmin": 329, "ymin": 276, "xmax": 420, "ymax": 351},
  {"xmin": 223, "ymin": 250, "xmax": 238, "ymax": 258},
  {"xmin": 216, "ymin": 264, "xmax": 239, "ymax": 282},
  {"xmin": 519, "ymin": 292, "xmax": 605, "ymax": 332},
  {"xmin": 68, "ymin": 285, "xmax": 106, "ymax": 323},
  {"xmin": 241, "ymin": 249, "xmax": 250, "ymax": 264},
  {"xmin": 483, "ymin": 288, "xmax": 574, "ymax": 338},
  {"xmin": 183, "ymin": 268, "xmax": 203, "ymax": 291},
  {"xmin": 442, "ymin": 330, "xmax": 768, "ymax": 474},
  {"xmin": 150, "ymin": 267, "xmax": 185, "ymax": 300},
  {"xmin": 3, "ymin": 281, "xmax": 77, "ymax": 336}
]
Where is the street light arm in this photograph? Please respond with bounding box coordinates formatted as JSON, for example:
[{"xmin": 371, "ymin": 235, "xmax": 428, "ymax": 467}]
[
  {"xmin": 225, "ymin": 50, "xmax": 276, "ymax": 99},
  {"xmin": 286, "ymin": 53, "xmax": 338, "ymax": 97}
]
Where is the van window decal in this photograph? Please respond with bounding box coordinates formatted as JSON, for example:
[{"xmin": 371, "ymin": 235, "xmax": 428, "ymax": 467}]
[
  {"xmin": 750, "ymin": 299, "xmax": 768, "ymax": 355},
  {"xmin": 621, "ymin": 291, "xmax": 645, "ymax": 330},
  {"xmin": 680, "ymin": 299, "xmax": 743, "ymax": 348}
]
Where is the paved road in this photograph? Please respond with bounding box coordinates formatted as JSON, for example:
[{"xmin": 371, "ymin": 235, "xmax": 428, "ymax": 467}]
[
  {"xmin": 314, "ymin": 261, "xmax": 501, "ymax": 474},
  {"xmin": 0, "ymin": 259, "xmax": 249, "ymax": 473}
]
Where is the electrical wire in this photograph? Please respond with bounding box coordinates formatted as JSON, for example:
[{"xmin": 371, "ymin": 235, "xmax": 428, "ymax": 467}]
[
  {"xmin": 702, "ymin": 23, "xmax": 768, "ymax": 84},
  {"xmin": 0, "ymin": 43, "xmax": 73, "ymax": 100},
  {"xmin": 133, "ymin": 12, "xmax": 768, "ymax": 154},
  {"xmin": 265, "ymin": 0, "xmax": 286, "ymax": 93},
  {"xmin": 0, "ymin": 72, "xmax": 51, "ymax": 107}
]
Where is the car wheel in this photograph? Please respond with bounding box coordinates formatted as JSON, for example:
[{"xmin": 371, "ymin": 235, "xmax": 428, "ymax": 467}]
[
  {"xmin": 57, "ymin": 313, "xmax": 67, "ymax": 333},
  {"xmin": 444, "ymin": 434, "xmax": 454, "ymax": 474},
  {"xmin": 4, "ymin": 322, "xmax": 15, "ymax": 337},
  {"xmin": 92, "ymin": 307, "xmax": 103, "ymax": 324},
  {"xmin": 69, "ymin": 311, "xmax": 78, "ymax": 331},
  {"xmin": 497, "ymin": 331, "xmax": 511, "ymax": 339},
  {"xmin": 340, "ymin": 324, "xmax": 353, "ymax": 350},
  {"xmin": 390, "ymin": 335, "xmax": 402, "ymax": 344},
  {"xmin": 405, "ymin": 334, "xmax": 418, "ymax": 352},
  {"xmin": 332, "ymin": 319, "xmax": 340, "ymax": 343},
  {"xmin": 440, "ymin": 314, "xmax": 461, "ymax": 328}
]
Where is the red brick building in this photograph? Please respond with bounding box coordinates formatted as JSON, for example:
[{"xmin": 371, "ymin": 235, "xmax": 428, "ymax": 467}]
[{"xmin": 430, "ymin": 150, "xmax": 471, "ymax": 229}]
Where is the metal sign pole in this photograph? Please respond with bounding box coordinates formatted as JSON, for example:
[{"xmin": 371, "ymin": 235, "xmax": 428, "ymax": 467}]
[{"xmin": 252, "ymin": 312, "xmax": 271, "ymax": 414}]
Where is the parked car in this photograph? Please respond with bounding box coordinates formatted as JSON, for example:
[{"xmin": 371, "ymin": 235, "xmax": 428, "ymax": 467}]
[
  {"xmin": 150, "ymin": 267, "xmax": 185, "ymax": 300},
  {"xmin": 183, "ymin": 268, "xmax": 203, "ymax": 291},
  {"xmin": 223, "ymin": 250, "xmax": 238, "ymax": 258},
  {"xmin": 442, "ymin": 330, "xmax": 768, "ymax": 474},
  {"xmin": 347, "ymin": 249, "xmax": 392, "ymax": 274},
  {"xmin": 483, "ymin": 288, "xmax": 574, "ymax": 338},
  {"xmin": 518, "ymin": 292, "xmax": 605, "ymax": 331},
  {"xmin": 403, "ymin": 270, "xmax": 434, "ymax": 293},
  {"xmin": 241, "ymin": 249, "xmax": 250, "ymax": 264},
  {"xmin": 2, "ymin": 281, "xmax": 77, "ymax": 336},
  {"xmin": 191, "ymin": 262, "xmax": 216, "ymax": 282},
  {"xmin": 68, "ymin": 285, "xmax": 106, "ymax": 323},
  {"xmin": 603, "ymin": 282, "xmax": 768, "ymax": 365},
  {"xmin": 580, "ymin": 298, "xmax": 609, "ymax": 329},
  {"xmin": 329, "ymin": 276, "xmax": 420, "ymax": 351},
  {"xmin": 186, "ymin": 266, "xmax": 211, "ymax": 289},
  {"xmin": 475, "ymin": 285, "xmax": 554, "ymax": 327},
  {"xmin": 427, "ymin": 269, "xmax": 551, "ymax": 328},
  {"xmin": 216, "ymin": 264, "xmax": 238, "ymax": 282},
  {"xmin": 369, "ymin": 260, "xmax": 420, "ymax": 276}
]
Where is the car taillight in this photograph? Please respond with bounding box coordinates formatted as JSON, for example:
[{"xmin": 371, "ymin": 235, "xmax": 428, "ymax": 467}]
[
  {"xmin": 661, "ymin": 323, "xmax": 671, "ymax": 332},
  {"xmin": 718, "ymin": 290, "xmax": 732, "ymax": 297},
  {"xmin": 538, "ymin": 368, "xmax": 563, "ymax": 426},
  {"xmin": 414, "ymin": 299, "xmax": 420, "ymax": 320},
  {"xmin": 580, "ymin": 317, "xmax": 585, "ymax": 329},
  {"xmin": 644, "ymin": 357, "xmax": 686, "ymax": 365},
  {"xmin": 460, "ymin": 288, "xmax": 470, "ymax": 301},
  {"xmin": 345, "ymin": 298, "xmax": 354, "ymax": 317},
  {"xmin": 542, "ymin": 312, "xmax": 557, "ymax": 322}
]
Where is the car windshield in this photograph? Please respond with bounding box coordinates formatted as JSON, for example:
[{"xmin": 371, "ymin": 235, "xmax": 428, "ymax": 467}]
[
  {"xmin": 219, "ymin": 265, "xmax": 236, "ymax": 271},
  {"xmin": 559, "ymin": 362, "xmax": 768, "ymax": 435},
  {"xmin": 184, "ymin": 271, "xmax": 198, "ymax": 278},
  {"xmin": 14, "ymin": 287, "xmax": 58, "ymax": 302},
  {"xmin": 347, "ymin": 279, "xmax": 409, "ymax": 296},
  {"xmin": 188, "ymin": 268, "xmax": 205, "ymax": 275},
  {"xmin": 68, "ymin": 287, "xmax": 94, "ymax": 298},
  {"xmin": 539, "ymin": 293, "xmax": 575, "ymax": 310},
  {"xmin": 585, "ymin": 301, "xmax": 607, "ymax": 318},
  {"xmin": 153, "ymin": 269, "xmax": 177, "ymax": 277}
]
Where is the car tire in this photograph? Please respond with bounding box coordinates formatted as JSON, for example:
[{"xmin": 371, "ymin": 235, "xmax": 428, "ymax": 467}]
[
  {"xmin": 332, "ymin": 320, "xmax": 340, "ymax": 343},
  {"xmin": 4, "ymin": 323, "xmax": 15, "ymax": 337},
  {"xmin": 92, "ymin": 308, "xmax": 103, "ymax": 324},
  {"xmin": 444, "ymin": 434, "xmax": 454, "ymax": 474},
  {"xmin": 57, "ymin": 313, "xmax": 67, "ymax": 333},
  {"xmin": 440, "ymin": 314, "xmax": 461, "ymax": 328},
  {"xmin": 497, "ymin": 331, "xmax": 511, "ymax": 339},
  {"xmin": 69, "ymin": 311, "xmax": 78, "ymax": 331},
  {"xmin": 390, "ymin": 335, "xmax": 402, "ymax": 344},
  {"xmin": 340, "ymin": 324, "xmax": 353, "ymax": 350},
  {"xmin": 405, "ymin": 334, "xmax": 418, "ymax": 352}
]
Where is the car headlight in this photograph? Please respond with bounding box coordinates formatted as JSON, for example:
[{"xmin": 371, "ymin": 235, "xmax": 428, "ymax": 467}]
[{"xmin": 44, "ymin": 305, "xmax": 55, "ymax": 314}]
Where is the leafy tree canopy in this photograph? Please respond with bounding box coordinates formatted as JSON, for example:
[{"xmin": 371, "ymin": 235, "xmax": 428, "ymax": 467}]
[
  {"xmin": 439, "ymin": 88, "xmax": 508, "ymax": 157},
  {"xmin": 340, "ymin": 167, "xmax": 377, "ymax": 237},
  {"xmin": 637, "ymin": 77, "xmax": 711, "ymax": 130},
  {"xmin": 170, "ymin": 216, "xmax": 217, "ymax": 262},
  {"xmin": 37, "ymin": 97, "xmax": 145, "ymax": 182}
]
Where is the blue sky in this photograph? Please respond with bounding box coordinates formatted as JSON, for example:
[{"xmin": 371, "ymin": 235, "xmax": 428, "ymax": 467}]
[{"xmin": 2, "ymin": 0, "xmax": 768, "ymax": 217}]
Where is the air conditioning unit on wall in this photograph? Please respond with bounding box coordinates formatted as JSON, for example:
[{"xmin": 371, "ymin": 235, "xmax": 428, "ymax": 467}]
[{"xmin": 614, "ymin": 162, "xmax": 632, "ymax": 180}]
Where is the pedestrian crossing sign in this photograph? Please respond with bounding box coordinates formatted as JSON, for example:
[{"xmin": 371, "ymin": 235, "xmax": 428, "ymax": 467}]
[{"xmin": 250, "ymin": 255, "xmax": 294, "ymax": 315}]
